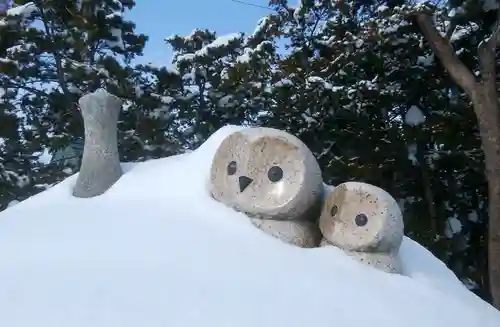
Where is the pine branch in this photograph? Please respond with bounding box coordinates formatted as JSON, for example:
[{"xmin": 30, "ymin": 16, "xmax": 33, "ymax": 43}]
[
  {"xmin": 5, "ymin": 81, "xmax": 48, "ymax": 98},
  {"xmin": 34, "ymin": 1, "xmax": 72, "ymax": 103}
]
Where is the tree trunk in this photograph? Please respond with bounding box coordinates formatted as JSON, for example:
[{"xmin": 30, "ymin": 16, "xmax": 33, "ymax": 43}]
[
  {"xmin": 415, "ymin": 11, "xmax": 500, "ymax": 308},
  {"xmin": 415, "ymin": 141, "xmax": 438, "ymax": 233},
  {"xmin": 472, "ymin": 87, "xmax": 500, "ymax": 308}
]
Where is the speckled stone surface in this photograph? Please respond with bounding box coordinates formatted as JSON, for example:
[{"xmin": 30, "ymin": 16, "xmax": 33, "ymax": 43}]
[
  {"xmin": 320, "ymin": 240, "xmax": 402, "ymax": 273},
  {"xmin": 73, "ymin": 89, "xmax": 123, "ymax": 198},
  {"xmin": 250, "ymin": 218, "xmax": 322, "ymax": 248},
  {"xmin": 210, "ymin": 127, "xmax": 324, "ymax": 247},
  {"xmin": 318, "ymin": 182, "xmax": 404, "ymax": 274}
]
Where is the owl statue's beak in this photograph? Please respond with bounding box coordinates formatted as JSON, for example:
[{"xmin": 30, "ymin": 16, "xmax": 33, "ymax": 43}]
[{"xmin": 238, "ymin": 176, "xmax": 253, "ymax": 192}]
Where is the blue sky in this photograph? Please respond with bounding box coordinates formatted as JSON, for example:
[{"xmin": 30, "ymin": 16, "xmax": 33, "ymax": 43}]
[{"xmin": 126, "ymin": 0, "xmax": 273, "ymax": 66}]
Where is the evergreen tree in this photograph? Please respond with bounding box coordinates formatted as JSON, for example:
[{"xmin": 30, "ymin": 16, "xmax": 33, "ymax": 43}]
[
  {"xmin": 0, "ymin": 0, "xmax": 147, "ymax": 203},
  {"xmin": 161, "ymin": 28, "xmax": 269, "ymax": 149},
  {"xmin": 0, "ymin": 84, "xmax": 34, "ymax": 210},
  {"xmin": 222, "ymin": 0, "xmax": 492, "ymax": 300}
]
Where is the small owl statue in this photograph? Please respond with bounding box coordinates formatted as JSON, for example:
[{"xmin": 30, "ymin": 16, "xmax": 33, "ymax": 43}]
[
  {"xmin": 209, "ymin": 127, "xmax": 324, "ymax": 248},
  {"xmin": 319, "ymin": 182, "xmax": 404, "ymax": 274}
]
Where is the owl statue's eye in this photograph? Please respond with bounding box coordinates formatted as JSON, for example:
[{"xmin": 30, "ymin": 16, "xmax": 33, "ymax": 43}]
[
  {"xmin": 267, "ymin": 166, "xmax": 283, "ymax": 182},
  {"xmin": 227, "ymin": 161, "xmax": 237, "ymax": 175},
  {"xmin": 330, "ymin": 205, "xmax": 338, "ymax": 217},
  {"xmin": 355, "ymin": 213, "xmax": 368, "ymax": 227}
]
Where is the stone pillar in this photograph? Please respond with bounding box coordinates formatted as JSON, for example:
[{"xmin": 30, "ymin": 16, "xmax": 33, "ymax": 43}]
[{"xmin": 73, "ymin": 89, "xmax": 123, "ymax": 198}]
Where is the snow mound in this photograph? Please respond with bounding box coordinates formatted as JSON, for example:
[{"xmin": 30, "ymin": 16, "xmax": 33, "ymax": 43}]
[{"xmin": 0, "ymin": 125, "xmax": 498, "ymax": 327}]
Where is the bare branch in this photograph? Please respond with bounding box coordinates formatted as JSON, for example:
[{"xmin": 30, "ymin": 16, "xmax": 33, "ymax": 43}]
[{"xmin": 415, "ymin": 12, "xmax": 477, "ymax": 98}]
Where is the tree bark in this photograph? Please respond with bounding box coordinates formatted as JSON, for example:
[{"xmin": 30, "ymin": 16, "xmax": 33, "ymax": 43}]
[
  {"xmin": 471, "ymin": 87, "xmax": 500, "ymax": 308},
  {"xmin": 414, "ymin": 140, "xmax": 438, "ymax": 233},
  {"xmin": 415, "ymin": 12, "xmax": 500, "ymax": 308}
]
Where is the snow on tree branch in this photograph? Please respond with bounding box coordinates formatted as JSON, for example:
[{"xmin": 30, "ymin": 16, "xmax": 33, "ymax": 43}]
[
  {"xmin": 6, "ymin": 2, "xmax": 37, "ymax": 18},
  {"xmin": 0, "ymin": 1, "xmax": 38, "ymax": 26},
  {"xmin": 175, "ymin": 33, "xmax": 244, "ymax": 63}
]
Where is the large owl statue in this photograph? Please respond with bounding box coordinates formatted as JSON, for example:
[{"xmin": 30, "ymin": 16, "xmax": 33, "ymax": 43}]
[
  {"xmin": 209, "ymin": 127, "xmax": 324, "ymax": 248},
  {"xmin": 319, "ymin": 182, "xmax": 404, "ymax": 274}
]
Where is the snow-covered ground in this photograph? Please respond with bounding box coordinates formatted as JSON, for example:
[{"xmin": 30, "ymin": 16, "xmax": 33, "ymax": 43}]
[{"xmin": 0, "ymin": 125, "xmax": 498, "ymax": 327}]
